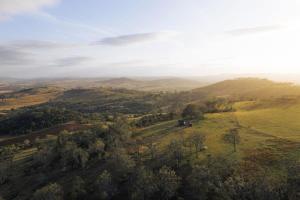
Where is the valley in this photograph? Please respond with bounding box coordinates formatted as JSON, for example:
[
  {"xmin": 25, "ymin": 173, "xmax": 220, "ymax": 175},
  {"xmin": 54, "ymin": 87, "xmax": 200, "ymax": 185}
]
[{"xmin": 0, "ymin": 77, "xmax": 299, "ymax": 200}]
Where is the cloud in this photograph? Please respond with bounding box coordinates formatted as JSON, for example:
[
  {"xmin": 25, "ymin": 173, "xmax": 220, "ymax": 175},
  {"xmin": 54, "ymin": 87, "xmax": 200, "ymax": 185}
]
[
  {"xmin": 226, "ymin": 25, "xmax": 283, "ymax": 36},
  {"xmin": 0, "ymin": 0, "xmax": 60, "ymax": 21},
  {"xmin": 0, "ymin": 45, "xmax": 33, "ymax": 65},
  {"xmin": 36, "ymin": 11, "xmax": 113, "ymax": 36},
  {"xmin": 9, "ymin": 40, "xmax": 66, "ymax": 49},
  {"xmin": 54, "ymin": 56, "xmax": 91, "ymax": 67},
  {"xmin": 93, "ymin": 31, "xmax": 177, "ymax": 46}
]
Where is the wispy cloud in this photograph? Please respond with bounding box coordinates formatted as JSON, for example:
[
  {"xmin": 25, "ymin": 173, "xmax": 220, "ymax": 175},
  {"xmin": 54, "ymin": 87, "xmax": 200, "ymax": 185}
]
[
  {"xmin": 225, "ymin": 25, "xmax": 283, "ymax": 36},
  {"xmin": 54, "ymin": 56, "xmax": 91, "ymax": 67},
  {"xmin": 0, "ymin": 0, "xmax": 60, "ymax": 21},
  {"xmin": 0, "ymin": 45, "xmax": 33, "ymax": 65},
  {"xmin": 9, "ymin": 40, "xmax": 67, "ymax": 49},
  {"xmin": 36, "ymin": 11, "xmax": 114, "ymax": 36},
  {"xmin": 93, "ymin": 31, "xmax": 178, "ymax": 46}
]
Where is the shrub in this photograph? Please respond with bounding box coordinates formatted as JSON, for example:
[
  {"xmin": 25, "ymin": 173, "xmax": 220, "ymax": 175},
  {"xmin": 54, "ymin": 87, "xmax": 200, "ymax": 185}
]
[{"xmin": 33, "ymin": 183, "xmax": 63, "ymax": 200}]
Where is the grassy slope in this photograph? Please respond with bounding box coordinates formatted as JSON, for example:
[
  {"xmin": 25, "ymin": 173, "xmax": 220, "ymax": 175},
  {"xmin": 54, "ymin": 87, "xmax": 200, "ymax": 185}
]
[
  {"xmin": 235, "ymin": 100, "xmax": 300, "ymax": 142},
  {"xmin": 188, "ymin": 78, "xmax": 300, "ymax": 102},
  {"xmin": 137, "ymin": 99, "xmax": 300, "ymax": 167}
]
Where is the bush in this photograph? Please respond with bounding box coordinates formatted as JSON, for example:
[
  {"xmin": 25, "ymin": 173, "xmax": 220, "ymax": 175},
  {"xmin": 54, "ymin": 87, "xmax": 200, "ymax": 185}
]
[
  {"xmin": 130, "ymin": 167, "xmax": 158, "ymax": 200},
  {"xmin": 60, "ymin": 141, "xmax": 89, "ymax": 169},
  {"xmin": 33, "ymin": 183, "xmax": 63, "ymax": 200},
  {"xmin": 94, "ymin": 170, "xmax": 116, "ymax": 200},
  {"xmin": 88, "ymin": 139, "xmax": 105, "ymax": 157},
  {"xmin": 156, "ymin": 166, "xmax": 181, "ymax": 199},
  {"xmin": 106, "ymin": 148, "xmax": 135, "ymax": 180},
  {"xmin": 70, "ymin": 176, "xmax": 86, "ymax": 200}
]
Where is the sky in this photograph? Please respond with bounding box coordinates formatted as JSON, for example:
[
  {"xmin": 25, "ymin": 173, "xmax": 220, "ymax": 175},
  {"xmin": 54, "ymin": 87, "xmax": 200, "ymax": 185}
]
[{"xmin": 0, "ymin": 0, "xmax": 300, "ymax": 78}]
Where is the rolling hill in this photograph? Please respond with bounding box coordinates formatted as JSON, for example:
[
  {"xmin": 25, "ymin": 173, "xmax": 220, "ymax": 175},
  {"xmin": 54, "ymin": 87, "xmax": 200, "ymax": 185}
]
[
  {"xmin": 0, "ymin": 86, "xmax": 62, "ymax": 112},
  {"xmin": 187, "ymin": 78, "xmax": 300, "ymax": 101},
  {"xmin": 96, "ymin": 77, "xmax": 205, "ymax": 91},
  {"xmin": 0, "ymin": 77, "xmax": 300, "ymax": 200}
]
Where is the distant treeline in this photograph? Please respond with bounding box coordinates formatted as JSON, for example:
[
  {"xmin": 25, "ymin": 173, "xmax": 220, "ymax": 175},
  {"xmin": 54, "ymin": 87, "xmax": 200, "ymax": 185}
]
[{"xmin": 135, "ymin": 113, "xmax": 175, "ymax": 127}]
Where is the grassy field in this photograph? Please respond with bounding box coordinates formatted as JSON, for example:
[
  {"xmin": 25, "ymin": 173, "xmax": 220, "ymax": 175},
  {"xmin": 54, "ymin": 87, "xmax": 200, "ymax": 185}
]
[
  {"xmin": 235, "ymin": 101, "xmax": 300, "ymax": 142},
  {"xmin": 0, "ymin": 89, "xmax": 61, "ymax": 111},
  {"xmin": 136, "ymin": 99, "xmax": 300, "ymax": 168}
]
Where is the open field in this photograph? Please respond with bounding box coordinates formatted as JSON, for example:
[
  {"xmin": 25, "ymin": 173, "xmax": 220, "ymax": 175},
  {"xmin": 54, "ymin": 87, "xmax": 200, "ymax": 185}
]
[
  {"xmin": 0, "ymin": 88, "xmax": 62, "ymax": 111},
  {"xmin": 137, "ymin": 100, "xmax": 300, "ymax": 165}
]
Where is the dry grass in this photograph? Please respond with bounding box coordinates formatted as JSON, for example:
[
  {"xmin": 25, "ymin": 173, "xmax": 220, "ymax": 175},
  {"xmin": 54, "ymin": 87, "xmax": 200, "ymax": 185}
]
[{"xmin": 0, "ymin": 92, "xmax": 60, "ymax": 111}]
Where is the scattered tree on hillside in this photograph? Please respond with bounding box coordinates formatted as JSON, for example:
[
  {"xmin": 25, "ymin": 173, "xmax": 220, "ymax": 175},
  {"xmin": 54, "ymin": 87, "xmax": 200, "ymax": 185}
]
[
  {"xmin": 223, "ymin": 128, "xmax": 240, "ymax": 152},
  {"xmin": 189, "ymin": 133, "xmax": 206, "ymax": 157}
]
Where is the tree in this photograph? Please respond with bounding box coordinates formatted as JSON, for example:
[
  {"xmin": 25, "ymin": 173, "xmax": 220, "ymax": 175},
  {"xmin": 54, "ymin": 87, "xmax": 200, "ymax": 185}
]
[
  {"xmin": 181, "ymin": 104, "xmax": 203, "ymax": 120},
  {"xmin": 57, "ymin": 130, "xmax": 70, "ymax": 147},
  {"xmin": 287, "ymin": 162, "xmax": 300, "ymax": 200},
  {"xmin": 0, "ymin": 161, "xmax": 11, "ymax": 185},
  {"xmin": 70, "ymin": 176, "xmax": 86, "ymax": 200},
  {"xmin": 60, "ymin": 141, "xmax": 89, "ymax": 169},
  {"xmin": 146, "ymin": 141, "xmax": 158, "ymax": 160},
  {"xmin": 88, "ymin": 138, "xmax": 105, "ymax": 158},
  {"xmin": 94, "ymin": 170, "xmax": 116, "ymax": 200},
  {"xmin": 130, "ymin": 167, "xmax": 158, "ymax": 200},
  {"xmin": 190, "ymin": 133, "xmax": 206, "ymax": 157},
  {"xmin": 34, "ymin": 145, "xmax": 58, "ymax": 168},
  {"xmin": 156, "ymin": 166, "xmax": 181, "ymax": 200},
  {"xmin": 106, "ymin": 148, "xmax": 135, "ymax": 181},
  {"xmin": 168, "ymin": 140, "xmax": 184, "ymax": 169},
  {"xmin": 33, "ymin": 183, "xmax": 64, "ymax": 200},
  {"xmin": 223, "ymin": 128, "xmax": 240, "ymax": 152},
  {"xmin": 72, "ymin": 148, "xmax": 89, "ymax": 168},
  {"xmin": 187, "ymin": 165, "xmax": 224, "ymax": 200}
]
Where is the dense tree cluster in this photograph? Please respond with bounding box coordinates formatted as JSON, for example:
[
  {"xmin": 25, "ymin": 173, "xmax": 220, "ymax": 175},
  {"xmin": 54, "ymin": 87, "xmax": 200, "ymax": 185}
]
[
  {"xmin": 181, "ymin": 104, "xmax": 204, "ymax": 120},
  {"xmin": 203, "ymin": 98, "xmax": 233, "ymax": 113},
  {"xmin": 0, "ymin": 107, "xmax": 79, "ymax": 135},
  {"xmin": 135, "ymin": 113, "xmax": 175, "ymax": 127}
]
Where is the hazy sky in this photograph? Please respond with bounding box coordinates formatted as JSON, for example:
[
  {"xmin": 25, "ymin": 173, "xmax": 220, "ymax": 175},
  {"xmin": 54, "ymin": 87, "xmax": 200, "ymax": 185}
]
[{"xmin": 0, "ymin": 0, "xmax": 300, "ymax": 78}]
